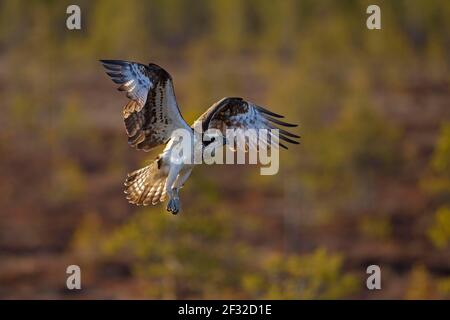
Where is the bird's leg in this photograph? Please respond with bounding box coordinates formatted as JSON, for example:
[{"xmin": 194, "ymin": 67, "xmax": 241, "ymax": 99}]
[
  {"xmin": 166, "ymin": 167, "xmax": 193, "ymax": 215},
  {"xmin": 166, "ymin": 165, "xmax": 182, "ymax": 215},
  {"xmin": 174, "ymin": 168, "xmax": 192, "ymax": 190},
  {"xmin": 167, "ymin": 187, "xmax": 180, "ymax": 214}
]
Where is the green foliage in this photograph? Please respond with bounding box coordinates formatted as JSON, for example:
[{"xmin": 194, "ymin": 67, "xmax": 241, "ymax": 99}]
[
  {"xmin": 296, "ymin": 95, "xmax": 402, "ymax": 213},
  {"xmin": 436, "ymin": 276, "xmax": 450, "ymax": 298},
  {"xmin": 421, "ymin": 122, "xmax": 450, "ymax": 198},
  {"xmin": 406, "ymin": 264, "xmax": 450, "ymax": 299},
  {"xmin": 50, "ymin": 160, "xmax": 86, "ymax": 204},
  {"xmin": 103, "ymin": 203, "xmax": 248, "ymax": 298},
  {"xmin": 405, "ymin": 265, "xmax": 435, "ymax": 299},
  {"xmin": 71, "ymin": 212, "xmax": 105, "ymax": 260},
  {"xmin": 55, "ymin": 98, "xmax": 90, "ymax": 141},
  {"xmin": 87, "ymin": 0, "xmax": 148, "ymax": 57},
  {"xmin": 104, "ymin": 212, "xmax": 358, "ymax": 299},
  {"xmin": 242, "ymin": 248, "xmax": 358, "ymax": 299},
  {"xmin": 358, "ymin": 215, "xmax": 392, "ymax": 241},
  {"xmin": 431, "ymin": 123, "xmax": 450, "ymax": 177},
  {"xmin": 335, "ymin": 101, "xmax": 401, "ymax": 175},
  {"xmin": 427, "ymin": 207, "xmax": 450, "ymax": 249}
]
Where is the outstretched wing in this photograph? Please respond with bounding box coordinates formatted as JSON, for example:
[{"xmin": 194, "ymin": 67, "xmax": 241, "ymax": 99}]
[
  {"xmin": 196, "ymin": 97, "xmax": 300, "ymax": 150},
  {"xmin": 100, "ymin": 60, "xmax": 190, "ymax": 151}
]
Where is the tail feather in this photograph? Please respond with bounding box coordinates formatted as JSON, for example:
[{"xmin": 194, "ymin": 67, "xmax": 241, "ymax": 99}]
[{"xmin": 124, "ymin": 160, "xmax": 167, "ymax": 206}]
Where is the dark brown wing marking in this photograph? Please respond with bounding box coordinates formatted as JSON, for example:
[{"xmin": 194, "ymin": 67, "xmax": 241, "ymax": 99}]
[
  {"xmin": 197, "ymin": 97, "xmax": 300, "ymax": 150},
  {"xmin": 100, "ymin": 60, "xmax": 190, "ymax": 151}
]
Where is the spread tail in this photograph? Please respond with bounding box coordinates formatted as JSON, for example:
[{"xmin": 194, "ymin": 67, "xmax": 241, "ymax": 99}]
[{"xmin": 124, "ymin": 159, "xmax": 167, "ymax": 206}]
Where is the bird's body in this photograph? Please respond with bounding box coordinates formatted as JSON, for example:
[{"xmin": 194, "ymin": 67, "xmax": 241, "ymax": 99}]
[{"xmin": 101, "ymin": 60, "xmax": 299, "ymax": 214}]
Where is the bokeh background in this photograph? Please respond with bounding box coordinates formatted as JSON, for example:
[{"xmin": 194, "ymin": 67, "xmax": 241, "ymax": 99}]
[{"xmin": 0, "ymin": 0, "xmax": 449, "ymax": 299}]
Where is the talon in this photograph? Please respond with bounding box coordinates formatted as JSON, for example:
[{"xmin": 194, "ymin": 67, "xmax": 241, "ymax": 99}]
[{"xmin": 166, "ymin": 198, "xmax": 180, "ymax": 215}]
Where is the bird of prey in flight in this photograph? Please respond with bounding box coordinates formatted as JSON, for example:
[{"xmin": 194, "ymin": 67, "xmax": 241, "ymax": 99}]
[{"xmin": 100, "ymin": 60, "xmax": 299, "ymax": 214}]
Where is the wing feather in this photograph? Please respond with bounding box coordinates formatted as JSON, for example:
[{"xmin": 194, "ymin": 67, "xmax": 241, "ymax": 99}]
[
  {"xmin": 100, "ymin": 60, "xmax": 190, "ymax": 151},
  {"xmin": 196, "ymin": 97, "xmax": 300, "ymax": 151}
]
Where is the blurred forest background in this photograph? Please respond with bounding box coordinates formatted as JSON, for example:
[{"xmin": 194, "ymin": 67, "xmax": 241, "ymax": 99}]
[{"xmin": 0, "ymin": 0, "xmax": 449, "ymax": 299}]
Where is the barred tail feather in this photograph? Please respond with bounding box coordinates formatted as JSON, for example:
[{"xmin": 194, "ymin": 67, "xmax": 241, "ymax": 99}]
[{"xmin": 124, "ymin": 161, "xmax": 167, "ymax": 206}]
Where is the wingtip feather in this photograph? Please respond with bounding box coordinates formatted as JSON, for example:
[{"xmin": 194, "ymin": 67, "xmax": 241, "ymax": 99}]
[
  {"xmin": 254, "ymin": 105, "xmax": 285, "ymax": 118},
  {"xmin": 266, "ymin": 116, "xmax": 298, "ymax": 127}
]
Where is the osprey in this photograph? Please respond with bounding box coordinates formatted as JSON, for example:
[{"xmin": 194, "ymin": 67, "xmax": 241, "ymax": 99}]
[{"xmin": 100, "ymin": 60, "xmax": 299, "ymax": 214}]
